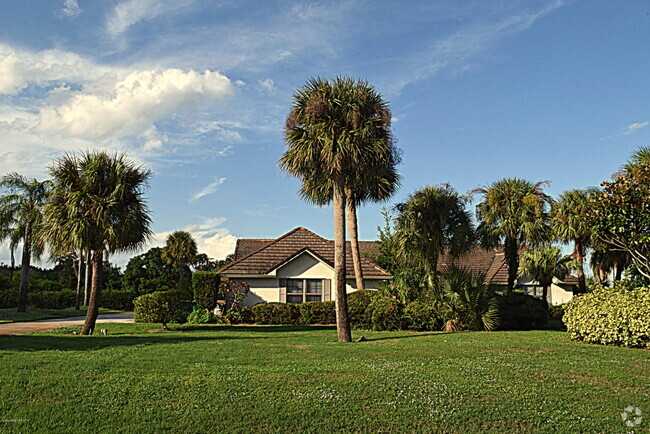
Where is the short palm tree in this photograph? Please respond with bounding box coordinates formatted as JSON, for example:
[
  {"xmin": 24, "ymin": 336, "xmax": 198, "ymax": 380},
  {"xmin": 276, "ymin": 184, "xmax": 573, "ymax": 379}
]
[
  {"xmin": 552, "ymin": 188, "xmax": 599, "ymax": 293},
  {"xmin": 519, "ymin": 246, "xmax": 570, "ymax": 302},
  {"xmin": 473, "ymin": 178, "xmax": 552, "ymax": 294},
  {"xmin": 394, "ymin": 184, "xmax": 475, "ymax": 288},
  {"xmin": 162, "ymin": 230, "xmax": 198, "ymax": 280},
  {"xmin": 42, "ymin": 152, "xmax": 152, "ymax": 335},
  {"xmin": 280, "ymin": 77, "xmax": 395, "ymax": 342},
  {"xmin": 0, "ymin": 174, "xmax": 50, "ymax": 312}
]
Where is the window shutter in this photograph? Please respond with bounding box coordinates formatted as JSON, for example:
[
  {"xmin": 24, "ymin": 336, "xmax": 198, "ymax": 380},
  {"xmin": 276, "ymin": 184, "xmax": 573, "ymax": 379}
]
[
  {"xmin": 323, "ymin": 279, "xmax": 331, "ymax": 301},
  {"xmin": 279, "ymin": 278, "xmax": 287, "ymax": 303}
]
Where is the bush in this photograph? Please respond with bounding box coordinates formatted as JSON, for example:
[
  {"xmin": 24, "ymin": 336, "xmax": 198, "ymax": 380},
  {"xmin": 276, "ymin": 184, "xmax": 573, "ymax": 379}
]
[
  {"xmin": 100, "ymin": 290, "xmax": 137, "ymax": 310},
  {"xmin": 497, "ymin": 293, "xmax": 548, "ymax": 330},
  {"xmin": 347, "ymin": 290, "xmax": 379, "ymax": 329},
  {"xmin": 186, "ymin": 309, "xmax": 217, "ymax": 324},
  {"xmin": 299, "ymin": 301, "xmax": 336, "ymax": 325},
  {"xmin": 252, "ymin": 302, "xmax": 300, "ymax": 325},
  {"xmin": 564, "ymin": 285, "xmax": 650, "ymax": 348},
  {"xmin": 403, "ymin": 301, "xmax": 441, "ymax": 331},
  {"xmin": 192, "ymin": 272, "xmax": 220, "ymax": 310},
  {"xmin": 0, "ymin": 289, "xmax": 18, "ymax": 308},
  {"xmin": 368, "ymin": 296, "xmax": 402, "ymax": 331},
  {"xmin": 28, "ymin": 289, "xmax": 76, "ymax": 309},
  {"xmin": 134, "ymin": 291, "xmax": 185, "ymax": 329},
  {"xmin": 548, "ymin": 304, "xmax": 566, "ymax": 321}
]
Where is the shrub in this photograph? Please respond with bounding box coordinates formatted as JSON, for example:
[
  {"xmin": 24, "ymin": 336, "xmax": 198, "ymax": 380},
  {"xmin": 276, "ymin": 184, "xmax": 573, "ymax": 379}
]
[
  {"xmin": 299, "ymin": 301, "xmax": 336, "ymax": 325},
  {"xmin": 100, "ymin": 290, "xmax": 137, "ymax": 310},
  {"xmin": 347, "ymin": 290, "xmax": 379, "ymax": 329},
  {"xmin": 134, "ymin": 291, "xmax": 185, "ymax": 329},
  {"xmin": 497, "ymin": 293, "xmax": 548, "ymax": 330},
  {"xmin": 564, "ymin": 285, "xmax": 650, "ymax": 348},
  {"xmin": 28, "ymin": 289, "xmax": 76, "ymax": 309},
  {"xmin": 368, "ymin": 296, "xmax": 402, "ymax": 331},
  {"xmin": 192, "ymin": 272, "xmax": 220, "ymax": 311},
  {"xmin": 186, "ymin": 309, "xmax": 217, "ymax": 324},
  {"xmin": 548, "ymin": 303, "xmax": 566, "ymax": 321},
  {"xmin": 252, "ymin": 302, "xmax": 300, "ymax": 325},
  {"xmin": 0, "ymin": 289, "xmax": 18, "ymax": 308},
  {"xmin": 403, "ymin": 301, "xmax": 441, "ymax": 331}
]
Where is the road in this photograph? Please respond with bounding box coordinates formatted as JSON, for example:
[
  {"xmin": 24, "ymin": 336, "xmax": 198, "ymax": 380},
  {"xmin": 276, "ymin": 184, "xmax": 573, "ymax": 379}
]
[{"xmin": 0, "ymin": 312, "xmax": 134, "ymax": 335}]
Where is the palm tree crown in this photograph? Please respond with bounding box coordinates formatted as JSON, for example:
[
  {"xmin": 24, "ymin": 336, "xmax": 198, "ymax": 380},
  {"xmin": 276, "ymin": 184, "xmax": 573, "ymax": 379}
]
[
  {"xmin": 162, "ymin": 230, "xmax": 198, "ymax": 272},
  {"xmin": 519, "ymin": 246, "xmax": 570, "ymax": 302}
]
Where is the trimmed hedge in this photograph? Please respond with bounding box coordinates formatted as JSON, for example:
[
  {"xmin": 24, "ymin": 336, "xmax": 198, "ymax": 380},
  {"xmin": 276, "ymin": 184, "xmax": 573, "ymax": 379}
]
[
  {"xmin": 0, "ymin": 289, "xmax": 18, "ymax": 308},
  {"xmin": 192, "ymin": 272, "xmax": 220, "ymax": 311},
  {"xmin": 404, "ymin": 301, "xmax": 441, "ymax": 331},
  {"xmin": 368, "ymin": 296, "xmax": 402, "ymax": 331},
  {"xmin": 252, "ymin": 302, "xmax": 300, "ymax": 324},
  {"xmin": 28, "ymin": 289, "xmax": 76, "ymax": 309},
  {"xmin": 299, "ymin": 301, "xmax": 336, "ymax": 325},
  {"xmin": 564, "ymin": 285, "xmax": 650, "ymax": 348},
  {"xmin": 347, "ymin": 290, "xmax": 379, "ymax": 329},
  {"xmin": 100, "ymin": 290, "xmax": 137, "ymax": 310},
  {"xmin": 497, "ymin": 293, "xmax": 548, "ymax": 330},
  {"xmin": 134, "ymin": 291, "xmax": 185, "ymax": 329}
]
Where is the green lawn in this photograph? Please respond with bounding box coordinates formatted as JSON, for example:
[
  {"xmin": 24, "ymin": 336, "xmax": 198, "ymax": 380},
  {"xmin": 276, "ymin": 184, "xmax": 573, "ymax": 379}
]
[
  {"xmin": 0, "ymin": 325, "xmax": 648, "ymax": 433},
  {"xmin": 0, "ymin": 307, "xmax": 122, "ymax": 323}
]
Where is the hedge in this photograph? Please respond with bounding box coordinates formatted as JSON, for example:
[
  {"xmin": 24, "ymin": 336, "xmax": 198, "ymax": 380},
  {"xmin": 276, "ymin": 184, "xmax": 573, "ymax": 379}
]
[
  {"xmin": 368, "ymin": 296, "xmax": 402, "ymax": 331},
  {"xmin": 100, "ymin": 290, "xmax": 137, "ymax": 311},
  {"xmin": 497, "ymin": 293, "xmax": 548, "ymax": 330},
  {"xmin": 347, "ymin": 290, "xmax": 379, "ymax": 329},
  {"xmin": 299, "ymin": 301, "xmax": 336, "ymax": 325},
  {"xmin": 28, "ymin": 289, "xmax": 76, "ymax": 309},
  {"xmin": 192, "ymin": 272, "xmax": 221, "ymax": 311},
  {"xmin": 564, "ymin": 285, "xmax": 650, "ymax": 348},
  {"xmin": 252, "ymin": 302, "xmax": 300, "ymax": 324},
  {"xmin": 403, "ymin": 301, "xmax": 441, "ymax": 331},
  {"xmin": 0, "ymin": 289, "xmax": 18, "ymax": 308},
  {"xmin": 134, "ymin": 291, "xmax": 186, "ymax": 329}
]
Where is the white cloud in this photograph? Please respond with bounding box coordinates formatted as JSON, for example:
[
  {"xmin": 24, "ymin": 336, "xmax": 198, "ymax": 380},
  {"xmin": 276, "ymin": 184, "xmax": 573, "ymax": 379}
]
[
  {"xmin": 623, "ymin": 121, "xmax": 650, "ymax": 135},
  {"xmin": 258, "ymin": 78, "xmax": 276, "ymax": 96},
  {"xmin": 106, "ymin": 0, "xmax": 195, "ymax": 37},
  {"xmin": 150, "ymin": 217, "xmax": 237, "ymax": 261},
  {"xmin": 190, "ymin": 177, "xmax": 226, "ymax": 202},
  {"xmin": 61, "ymin": 0, "xmax": 82, "ymax": 18}
]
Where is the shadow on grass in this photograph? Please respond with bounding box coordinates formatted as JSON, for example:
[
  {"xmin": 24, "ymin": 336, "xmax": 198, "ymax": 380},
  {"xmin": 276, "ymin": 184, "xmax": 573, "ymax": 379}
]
[
  {"xmin": 180, "ymin": 324, "xmax": 335, "ymax": 333},
  {"xmin": 363, "ymin": 332, "xmax": 448, "ymax": 342}
]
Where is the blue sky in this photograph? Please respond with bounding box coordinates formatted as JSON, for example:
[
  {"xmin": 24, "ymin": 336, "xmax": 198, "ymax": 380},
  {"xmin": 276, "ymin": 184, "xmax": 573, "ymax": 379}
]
[{"xmin": 0, "ymin": 0, "xmax": 649, "ymax": 267}]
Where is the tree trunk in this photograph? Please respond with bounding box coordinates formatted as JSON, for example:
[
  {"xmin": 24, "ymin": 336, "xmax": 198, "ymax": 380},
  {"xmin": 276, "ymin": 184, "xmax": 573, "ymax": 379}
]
[
  {"xmin": 542, "ymin": 284, "xmax": 549, "ymax": 304},
  {"xmin": 346, "ymin": 189, "xmax": 365, "ymax": 291},
  {"xmin": 75, "ymin": 251, "xmax": 83, "ymax": 310},
  {"xmin": 81, "ymin": 249, "xmax": 103, "ymax": 335},
  {"xmin": 84, "ymin": 250, "xmax": 91, "ymax": 306},
  {"xmin": 333, "ymin": 185, "xmax": 352, "ymax": 342},
  {"xmin": 17, "ymin": 221, "xmax": 31, "ymax": 313},
  {"xmin": 614, "ymin": 265, "xmax": 623, "ymax": 281},
  {"xmin": 10, "ymin": 246, "xmax": 15, "ymax": 270},
  {"xmin": 504, "ymin": 236, "xmax": 519, "ymax": 295},
  {"xmin": 574, "ymin": 240, "xmax": 587, "ymax": 294}
]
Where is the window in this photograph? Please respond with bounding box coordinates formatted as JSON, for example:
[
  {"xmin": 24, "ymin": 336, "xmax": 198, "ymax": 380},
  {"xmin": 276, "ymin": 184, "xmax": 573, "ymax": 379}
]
[{"xmin": 285, "ymin": 279, "xmax": 322, "ymax": 304}]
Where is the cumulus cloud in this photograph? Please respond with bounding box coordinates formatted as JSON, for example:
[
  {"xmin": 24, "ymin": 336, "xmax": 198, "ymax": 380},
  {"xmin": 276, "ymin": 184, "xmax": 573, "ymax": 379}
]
[
  {"xmin": 37, "ymin": 68, "xmax": 234, "ymax": 141},
  {"xmin": 623, "ymin": 121, "xmax": 649, "ymax": 135},
  {"xmin": 151, "ymin": 217, "xmax": 236, "ymax": 260},
  {"xmin": 106, "ymin": 0, "xmax": 195, "ymax": 37},
  {"xmin": 61, "ymin": 0, "xmax": 82, "ymax": 18},
  {"xmin": 190, "ymin": 177, "xmax": 226, "ymax": 202}
]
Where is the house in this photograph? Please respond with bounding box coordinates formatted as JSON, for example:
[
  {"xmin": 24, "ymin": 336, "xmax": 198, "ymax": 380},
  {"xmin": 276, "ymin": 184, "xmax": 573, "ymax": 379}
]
[{"xmin": 220, "ymin": 227, "xmax": 577, "ymax": 306}]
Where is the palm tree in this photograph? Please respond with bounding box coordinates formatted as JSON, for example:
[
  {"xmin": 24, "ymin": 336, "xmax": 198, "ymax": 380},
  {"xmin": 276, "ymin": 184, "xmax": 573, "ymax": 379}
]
[
  {"xmin": 552, "ymin": 188, "xmax": 599, "ymax": 293},
  {"xmin": 162, "ymin": 230, "xmax": 198, "ymax": 280},
  {"xmin": 0, "ymin": 174, "xmax": 50, "ymax": 312},
  {"xmin": 473, "ymin": 178, "xmax": 552, "ymax": 294},
  {"xmin": 519, "ymin": 246, "xmax": 570, "ymax": 303},
  {"xmin": 622, "ymin": 145, "xmax": 650, "ymax": 174},
  {"xmin": 590, "ymin": 245, "xmax": 631, "ymax": 285},
  {"xmin": 394, "ymin": 185, "xmax": 475, "ymax": 288},
  {"xmin": 280, "ymin": 77, "xmax": 395, "ymax": 342},
  {"xmin": 42, "ymin": 151, "xmax": 152, "ymax": 335}
]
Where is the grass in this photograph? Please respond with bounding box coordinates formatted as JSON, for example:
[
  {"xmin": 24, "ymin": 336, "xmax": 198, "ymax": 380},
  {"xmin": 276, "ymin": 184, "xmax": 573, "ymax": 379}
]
[
  {"xmin": 0, "ymin": 307, "xmax": 122, "ymax": 323},
  {"xmin": 0, "ymin": 324, "xmax": 648, "ymax": 433}
]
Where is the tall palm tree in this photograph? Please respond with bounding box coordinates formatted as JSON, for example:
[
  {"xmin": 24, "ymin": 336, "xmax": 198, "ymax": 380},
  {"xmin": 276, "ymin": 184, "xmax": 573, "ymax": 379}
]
[
  {"xmin": 0, "ymin": 174, "xmax": 50, "ymax": 312},
  {"xmin": 473, "ymin": 178, "xmax": 552, "ymax": 294},
  {"xmin": 622, "ymin": 145, "xmax": 650, "ymax": 174},
  {"xmin": 280, "ymin": 77, "xmax": 394, "ymax": 342},
  {"xmin": 42, "ymin": 151, "xmax": 152, "ymax": 335},
  {"xmin": 162, "ymin": 230, "xmax": 198, "ymax": 280},
  {"xmin": 519, "ymin": 246, "xmax": 570, "ymax": 303},
  {"xmin": 394, "ymin": 185, "xmax": 475, "ymax": 288},
  {"xmin": 552, "ymin": 188, "xmax": 599, "ymax": 293}
]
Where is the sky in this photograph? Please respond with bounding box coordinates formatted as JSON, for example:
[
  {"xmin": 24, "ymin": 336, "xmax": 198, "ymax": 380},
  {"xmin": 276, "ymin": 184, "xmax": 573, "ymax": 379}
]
[{"xmin": 0, "ymin": 0, "xmax": 649, "ymax": 268}]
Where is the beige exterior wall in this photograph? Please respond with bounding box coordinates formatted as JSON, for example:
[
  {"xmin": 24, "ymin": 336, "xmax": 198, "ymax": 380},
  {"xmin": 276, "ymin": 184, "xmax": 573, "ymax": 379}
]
[{"xmin": 517, "ymin": 276, "xmax": 575, "ymax": 305}]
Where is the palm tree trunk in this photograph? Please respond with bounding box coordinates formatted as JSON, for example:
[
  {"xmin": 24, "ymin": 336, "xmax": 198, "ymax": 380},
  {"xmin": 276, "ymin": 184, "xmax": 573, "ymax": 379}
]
[
  {"xmin": 505, "ymin": 236, "xmax": 518, "ymax": 295},
  {"xmin": 17, "ymin": 221, "xmax": 31, "ymax": 313},
  {"xmin": 75, "ymin": 250, "xmax": 83, "ymax": 310},
  {"xmin": 614, "ymin": 265, "xmax": 623, "ymax": 281},
  {"xmin": 542, "ymin": 284, "xmax": 549, "ymax": 304},
  {"xmin": 10, "ymin": 246, "xmax": 15, "ymax": 270},
  {"xmin": 346, "ymin": 189, "xmax": 365, "ymax": 291},
  {"xmin": 574, "ymin": 240, "xmax": 587, "ymax": 294},
  {"xmin": 81, "ymin": 249, "xmax": 103, "ymax": 335},
  {"xmin": 333, "ymin": 184, "xmax": 352, "ymax": 342},
  {"xmin": 84, "ymin": 249, "xmax": 91, "ymax": 306}
]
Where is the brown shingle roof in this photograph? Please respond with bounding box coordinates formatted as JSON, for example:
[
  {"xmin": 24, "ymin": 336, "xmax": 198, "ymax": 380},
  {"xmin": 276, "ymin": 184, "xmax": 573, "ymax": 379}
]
[{"xmin": 220, "ymin": 227, "xmax": 392, "ymax": 277}]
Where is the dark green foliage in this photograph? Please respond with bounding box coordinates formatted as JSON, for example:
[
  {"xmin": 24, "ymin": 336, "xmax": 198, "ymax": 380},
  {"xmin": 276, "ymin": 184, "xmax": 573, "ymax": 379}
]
[
  {"xmin": 192, "ymin": 272, "xmax": 220, "ymax": 310},
  {"xmin": 133, "ymin": 291, "xmax": 185, "ymax": 329},
  {"xmin": 100, "ymin": 289, "xmax": 137, "ymax": 310},
  {"xmin": 27, "ymin": 290, "xmax": 76, "ymax": 309},
  {"xmin": 222, "ymin": 307, "xmax": 253, "ymax": 324},
  {"xmin": 497, "ymin": 293, "xmax": 548, "ymax": 330},
  {"xmin": 347, "ymin": 290, "xmax": 379, "ymax": 328},
  {"xmin": 548, "ymin": 304, "xmax": 565, "ymax": 321},
  {"xmin": 368, "ymin": 296, "xmax": 402, "ymax": 331},
  {"xmin": 403, "ymin": 301, "xmax": 441, "ymax": 331},
  {"xmin": 186, "ymin": 309, "xmax": 217, "ymax": 324},
  {"xmin": 0, "ymin": 288, "xmax": 18, "ymax": 308},
  {"xmin": 252, "ymin": 302, "xmax": 300, "ymax": 325},
  {"xmin": 123, "ymin": 248, "xmax": 177, "ymax": 295},
  {"xmin": 298, "ymin": 301, "xmax": 336, "ymax": 324},
  {"xmin": 25, "ymin": 278, "xmax": 62, "ymax": 293}
]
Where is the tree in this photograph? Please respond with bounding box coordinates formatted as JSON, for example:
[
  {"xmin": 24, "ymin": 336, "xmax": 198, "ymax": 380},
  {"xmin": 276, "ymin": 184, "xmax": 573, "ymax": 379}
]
[
  {"xmin": 394, "ymin": 185, "xmax": 475, "ymax": 289},
  {"xmin": 590, "ymin": 246, "xmax": 630, "ymax": 285},
  {"xmin": 123, "ymin": 247, "xmax": 177, "ymax": 295},
  {"xmin": 42, "ymin": 152, "xmax": 152, "ymax": 335},
  {"xmin": 161, "ymin": 231, "xmax": 198, "ymax": 280},
  {"xmin": 280, "ymin": 77, "xmax": 395, "ymax": 342},
  {"xmin": 473, "ymin": 178, "xmax": 552, "ymax": 294},
  {"xmin": 518, "ymin": 246, "xmax": 570, "ymax": 303},
  {"xmin": 552, "ymin": 188, "xmax": 599, "ymax": 293},
  {"xmin": 0, "ymin": 174, "xmax": 50, "ymax": 312}
]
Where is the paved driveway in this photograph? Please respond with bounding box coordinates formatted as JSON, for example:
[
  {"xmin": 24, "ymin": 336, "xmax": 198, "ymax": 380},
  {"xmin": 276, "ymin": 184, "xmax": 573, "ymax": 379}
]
[{"xmin": 0, "ymin": 312, "xmax": 134, "ymax": 335}]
